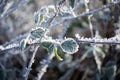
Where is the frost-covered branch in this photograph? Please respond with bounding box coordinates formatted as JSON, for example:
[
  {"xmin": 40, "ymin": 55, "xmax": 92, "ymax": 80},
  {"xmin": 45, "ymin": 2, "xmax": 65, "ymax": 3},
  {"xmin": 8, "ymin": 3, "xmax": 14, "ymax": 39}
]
[
  {"xmin": 75, "ymin": 35, "xmax": 120, "ymax": 45},
  {"xmin": 24, "ymin": 45, "xmax": 39, "ymax": 80},
  {"xmin": 84, "ymin": 0, "xmax": 102, "ymax": 75},
  {"xmin": 3, "ymin": 33, "xmax": 27, "ymax": 47},
  {"xmin": 63, "ymin": 1, "xmax": 120, "ymax": 20},
  {"xmin": 1, "ymin": 35, "xmax": 120, "ymax": 54},
  {"xmin": 37, "ymin": 53, "xmax": 54, "ymax": 80},
  {"xmin": 0, "ymin": 0, "xmax": 29, "ymax": 20}
]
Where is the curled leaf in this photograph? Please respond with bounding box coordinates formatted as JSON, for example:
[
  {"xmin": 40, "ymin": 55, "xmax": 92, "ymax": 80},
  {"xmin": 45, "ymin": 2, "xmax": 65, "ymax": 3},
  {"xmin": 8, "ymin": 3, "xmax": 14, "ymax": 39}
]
[
  {"xmin": 54, "ymin": 47, "xmax": 63, "ymax": 61},
  {"xmin": 38, "ymin": 14, "xmax": 44, "ymax": 24}
]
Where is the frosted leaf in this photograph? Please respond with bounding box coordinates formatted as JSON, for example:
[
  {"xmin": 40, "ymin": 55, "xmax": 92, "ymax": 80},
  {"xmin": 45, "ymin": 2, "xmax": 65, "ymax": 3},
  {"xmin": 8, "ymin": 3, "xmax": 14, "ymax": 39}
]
[
  {"xmin": 41, "ymin": 41, "xmax": 54, "ymax": 54},
  {"xmin": 30, "ymin": 27, "xmax": 45, "ymax": 39},
  {"xmin": 34, "ymin": 6, "xmax": 48, "ymax": 24},
  {"xmin": 61, "ymin": 38, "xmax": 79, "ymax": 54}
]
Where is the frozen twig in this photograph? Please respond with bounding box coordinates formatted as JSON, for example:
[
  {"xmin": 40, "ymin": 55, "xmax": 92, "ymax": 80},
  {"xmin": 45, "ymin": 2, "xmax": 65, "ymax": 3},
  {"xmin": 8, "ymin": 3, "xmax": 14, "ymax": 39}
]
[
  {"xmin": 37, "ymin": 53, "xmax": 54, "ymax": 80},
  {"xmin": 3, "ymin": 33, "xmax": 27, "ymax": 47},
  {"xmin": 84, "ymin": 0, "xmax": 101, "ymax": 77},
  {"xmin": 84, "ymin": 0, "xmax": 94, "ymax": 37},
  {"xmin": 24, "ymin": 45, "xmax": 39, "ymax": 80},
  {"xmin": 63, "ymin": 1, "xmax": 120, "ymax": 20},
  {"xmin": 1, "ymin": 35, "xmax": 120, "ymax": 54},
  {"xmin": 75, "ymin": 35, "xmax": 120, "ymax": 45},
  {"xmin": 0, "ymin": 0, "xmax": 29, "ymax": 20}
]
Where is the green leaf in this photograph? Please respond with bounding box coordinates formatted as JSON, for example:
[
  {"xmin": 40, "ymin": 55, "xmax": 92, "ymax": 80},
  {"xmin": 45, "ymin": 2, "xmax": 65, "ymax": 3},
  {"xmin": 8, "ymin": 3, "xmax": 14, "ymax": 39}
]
[
  {"xmin": 34, "ymin": 6, "xmax": 48, "ymax": 24},
  {"xmin": 38, "ymin": 14, "xmax": 44, "ymax": 24},
  {"xmin": 31, "ymin": 27, "xmax": 45, "ymax": 39},
  {"xmin": 48, "ymin": 5, "xmax": 55, "ymax": 13},
  {"xmin": 61, "ymin": 38, "xmax": 79, "ymax": 54},
  {"xmin": 34, "ymin": 13, "xmax": 44, "ymax": 24},
  {"xmin": 20, "ymin": 39, "xmax": 27, "ymax": 50},
  {"xmin": 41, "ymin": 41, "xmax": 54, "ymax": 53},
  {"xmin": 54, "ymin": 47, "xmax": 63, "ymax": 61},
  {"xmin": 41, "ymin": 41, "xmax": 63, "ymax": 61}
]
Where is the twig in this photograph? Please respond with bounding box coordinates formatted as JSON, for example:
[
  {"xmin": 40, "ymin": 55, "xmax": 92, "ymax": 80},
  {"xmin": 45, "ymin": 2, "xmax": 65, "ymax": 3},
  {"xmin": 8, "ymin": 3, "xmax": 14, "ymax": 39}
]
[
  {"xmin": 24, "ymin": 45, "xmax": 39, "ymax": 80},
  {"xmin": 1, "ymin": 35, "xmax": 120, "ymax": 54},
  {"xmin": 0, "ymin": 0, "xmax": 29, "ymax": 20},
  {"xmin": 59, "ymin": 68, "xmax": 74, "ymax": 80},
  {"xmin": 81, "ymin": 68, "xmax": 89, "ymax": 80},
  {"xmin": 0, "ymin": 43, "xmax": 20, "ymax": 54},
  {"xmin": 37, "ymin": 53, "xmax": 54, "ymax": 80},
  {"xmin": 84, "ymin": 0, "xmax": 94, "ymax": 38},
  {"xmin": 75, "ymin": 35, "xmax": 120, "ymax": 45},
  {"xmin": 84, "ymin": 0, "xmax": 101, "ymax": 78},
  {"xmin": 3, "ymin": 33, "xmax": 27, "ymax": 47},
  {"xmin": 63, "ymin": 1, "xmax": 120, "ymax": 20}
]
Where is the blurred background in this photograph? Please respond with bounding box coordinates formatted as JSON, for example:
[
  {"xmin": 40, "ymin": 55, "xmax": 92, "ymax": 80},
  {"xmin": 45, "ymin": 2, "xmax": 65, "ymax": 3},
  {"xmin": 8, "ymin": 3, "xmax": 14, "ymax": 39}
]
[{"xmin": 0, "ymin": 0, "xmax": 120, "ymax": 80}]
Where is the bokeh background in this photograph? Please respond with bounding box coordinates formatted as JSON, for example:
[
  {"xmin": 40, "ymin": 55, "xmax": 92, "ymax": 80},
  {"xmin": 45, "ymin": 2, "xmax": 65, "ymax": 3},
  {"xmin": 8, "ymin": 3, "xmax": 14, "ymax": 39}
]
[{"xmin": 0, "ymin": 0, "xmax": 120, "ymax": 80}]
